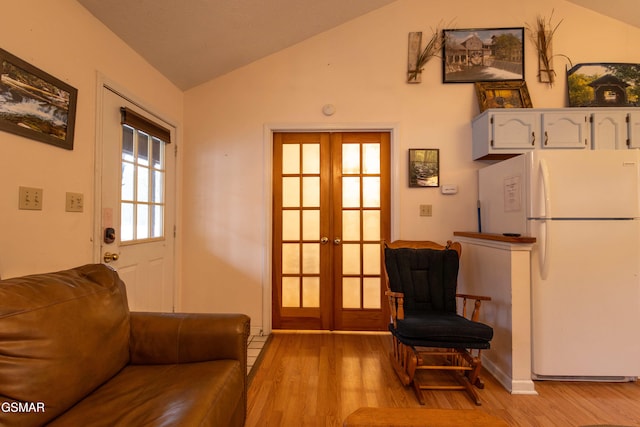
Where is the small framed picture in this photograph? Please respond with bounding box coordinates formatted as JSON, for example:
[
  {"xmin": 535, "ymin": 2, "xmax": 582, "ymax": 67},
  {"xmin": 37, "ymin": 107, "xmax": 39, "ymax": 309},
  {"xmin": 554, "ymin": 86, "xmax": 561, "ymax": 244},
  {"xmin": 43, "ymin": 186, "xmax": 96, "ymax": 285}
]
[
  {"xmin": 442, "ymin": 27, "xmax": 524, "ymax": 83},
  {"xmin": 474, "ymin": 81, "xmax": 533, "ymax": 112},
  {"xmin": 409, "ymin": 149, "xmax": 439, "ymax": 188},
  {"xmin": 0, "ymin": 48, "xmax": 78, "ymax": 150}
]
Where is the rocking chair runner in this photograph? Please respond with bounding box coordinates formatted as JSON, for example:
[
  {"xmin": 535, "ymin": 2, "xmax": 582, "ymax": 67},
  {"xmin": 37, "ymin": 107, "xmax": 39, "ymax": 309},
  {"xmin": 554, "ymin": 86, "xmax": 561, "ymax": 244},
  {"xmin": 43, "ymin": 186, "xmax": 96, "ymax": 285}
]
[{"xmin": 383, "ymin": 240, "xmax": 493, "ymax": 405}]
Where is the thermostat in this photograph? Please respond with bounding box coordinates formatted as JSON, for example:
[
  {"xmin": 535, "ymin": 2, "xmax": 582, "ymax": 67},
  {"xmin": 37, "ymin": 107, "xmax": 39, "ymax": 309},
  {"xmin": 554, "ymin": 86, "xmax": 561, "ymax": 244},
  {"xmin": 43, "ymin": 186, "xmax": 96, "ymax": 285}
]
[{"xmin": 441, "ymin": 184, "xmax": 458, "ymax": 195}]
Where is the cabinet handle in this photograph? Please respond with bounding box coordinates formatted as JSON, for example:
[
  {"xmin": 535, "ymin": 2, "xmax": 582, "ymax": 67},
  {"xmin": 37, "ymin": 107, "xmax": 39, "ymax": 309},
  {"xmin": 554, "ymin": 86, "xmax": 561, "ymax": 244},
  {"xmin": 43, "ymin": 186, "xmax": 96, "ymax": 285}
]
[
  {"xmin": 531, "ymin": 132, "xmax": 535, "ymax": 146},
  {"xmin": 544, "ymin": 131, "xmax": 548, "ymax": 146}
]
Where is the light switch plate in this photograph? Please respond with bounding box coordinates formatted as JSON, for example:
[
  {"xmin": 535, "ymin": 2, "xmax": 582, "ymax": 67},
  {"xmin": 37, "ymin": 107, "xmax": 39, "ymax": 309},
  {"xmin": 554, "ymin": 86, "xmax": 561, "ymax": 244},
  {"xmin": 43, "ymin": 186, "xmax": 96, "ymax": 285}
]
[
  {"xmin": 419, "ymin": 204, "xmax": 432, "ymax": 217},
  {"xmin": 19, "ymin": 186, "xmax": 43, "ymax": 210},
  {"xmin": 66, "ymin": 192, "xmax": 84, "ymax": 212}
]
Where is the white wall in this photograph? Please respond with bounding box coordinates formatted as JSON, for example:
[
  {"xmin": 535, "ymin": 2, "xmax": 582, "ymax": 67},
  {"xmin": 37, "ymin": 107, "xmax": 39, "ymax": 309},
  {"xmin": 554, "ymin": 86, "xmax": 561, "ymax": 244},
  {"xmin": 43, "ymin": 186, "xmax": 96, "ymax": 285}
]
[
  {"xmin": 0, "ymin": 0, "xmax": 183, "ymax": 278},
  {"xmin": 182, "ymin": 0, "xmax": 640, "ymax": 330}
]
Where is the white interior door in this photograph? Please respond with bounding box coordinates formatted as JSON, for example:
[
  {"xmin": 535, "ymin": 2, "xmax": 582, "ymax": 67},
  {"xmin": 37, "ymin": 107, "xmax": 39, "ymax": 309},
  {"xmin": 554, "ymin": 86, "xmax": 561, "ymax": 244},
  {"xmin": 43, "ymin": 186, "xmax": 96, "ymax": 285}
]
[{"xmin": 98, "ymin": 87, "xmax": 176, "ymax": 312}]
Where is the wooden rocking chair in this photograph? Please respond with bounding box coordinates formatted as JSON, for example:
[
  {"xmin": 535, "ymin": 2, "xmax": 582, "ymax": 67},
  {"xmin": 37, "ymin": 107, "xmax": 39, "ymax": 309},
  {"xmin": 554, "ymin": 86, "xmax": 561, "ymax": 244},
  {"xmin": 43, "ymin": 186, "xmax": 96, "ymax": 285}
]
[{"xmin": 383, "ymin": 240, "xmax": 493, "ymax": 405}]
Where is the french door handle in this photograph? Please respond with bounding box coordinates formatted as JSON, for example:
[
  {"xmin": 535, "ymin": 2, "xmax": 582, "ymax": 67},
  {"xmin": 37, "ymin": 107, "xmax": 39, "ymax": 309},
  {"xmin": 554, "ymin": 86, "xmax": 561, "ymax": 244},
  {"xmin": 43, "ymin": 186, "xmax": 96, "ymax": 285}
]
[
  {"xmin": 320, "ymin": 237, "xmax": 329, "ymax": 244},
  {"xmin": 334, "ymin": 238, "xmax": 342, "ymax": 245}
]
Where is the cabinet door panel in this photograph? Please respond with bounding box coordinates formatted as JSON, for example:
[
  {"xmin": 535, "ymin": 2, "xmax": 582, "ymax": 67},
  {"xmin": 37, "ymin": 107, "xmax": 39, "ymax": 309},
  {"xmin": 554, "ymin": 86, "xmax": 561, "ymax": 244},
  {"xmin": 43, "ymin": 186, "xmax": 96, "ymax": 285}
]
[
  {"xmin": 491, "ymin": 113, "xmax": 538, "ymax": 149},
  {"xmin": 591, "ymin": 112, "xmax": 628, "ymax": 150},
  {"xmin": 541, "ymin": 112, "xmax": 589, "ymax": 149},
  {"xmin": 628, "ymin": 112, "xmax": 640, "ymax": 149}
]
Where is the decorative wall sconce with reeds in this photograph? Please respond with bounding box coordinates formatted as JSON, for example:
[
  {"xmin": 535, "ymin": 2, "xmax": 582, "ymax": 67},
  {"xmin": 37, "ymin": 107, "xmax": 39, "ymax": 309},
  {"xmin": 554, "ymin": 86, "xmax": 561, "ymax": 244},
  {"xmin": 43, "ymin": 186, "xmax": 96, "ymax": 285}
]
[
  {"xmin": 407, "ymin": 28, "xmax": 445, "ymax": 83},
  {"xmin": 528, "ymin": 11, "xmax": 571, "ymax": 87}
]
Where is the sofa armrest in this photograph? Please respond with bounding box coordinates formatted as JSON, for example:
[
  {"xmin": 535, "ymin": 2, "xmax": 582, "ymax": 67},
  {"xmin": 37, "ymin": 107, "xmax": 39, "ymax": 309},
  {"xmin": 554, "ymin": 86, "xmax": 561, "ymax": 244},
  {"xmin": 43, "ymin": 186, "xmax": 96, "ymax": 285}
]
[{"xmin": 129, "ymin": 312, "xmax": 250, "ymax": 365}]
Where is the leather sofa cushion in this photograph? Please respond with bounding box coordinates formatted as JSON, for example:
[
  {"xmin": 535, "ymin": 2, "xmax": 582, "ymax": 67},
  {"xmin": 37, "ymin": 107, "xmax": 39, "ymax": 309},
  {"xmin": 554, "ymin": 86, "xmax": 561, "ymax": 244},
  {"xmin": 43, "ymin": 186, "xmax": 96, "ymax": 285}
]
[
  {"xmin": 47, "ymin": 360, "xmax": 244, "ymax": 427},
  {"xmin": 0, "ymin": 265, "xmax": 130, "ymax": 425}
]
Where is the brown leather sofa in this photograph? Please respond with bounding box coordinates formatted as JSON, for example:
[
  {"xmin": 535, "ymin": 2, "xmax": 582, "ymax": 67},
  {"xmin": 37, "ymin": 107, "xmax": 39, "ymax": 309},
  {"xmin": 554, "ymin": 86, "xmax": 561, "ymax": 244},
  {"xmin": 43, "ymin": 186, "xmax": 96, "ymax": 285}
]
[{"xmin": 0, "ymin": 264, "xmax": 250, "ymax": 426}]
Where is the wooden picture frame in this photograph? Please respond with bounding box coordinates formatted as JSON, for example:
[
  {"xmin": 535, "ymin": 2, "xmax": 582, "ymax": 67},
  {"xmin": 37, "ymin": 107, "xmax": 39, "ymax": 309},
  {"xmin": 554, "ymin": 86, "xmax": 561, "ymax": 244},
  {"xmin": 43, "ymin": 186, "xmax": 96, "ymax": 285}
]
[
  {"xmin": 474, "ymin": 81, "xmax": 533, "ymax": 112},
  {"xmin": 0, "ymin": 48, "xmax": 77, "ymax": 150},
  {"xmin": 443, "ymin": 27, "xmax": 524, "ymax": 83},
  {"xmin": 409, "ymin": 149, "xmax": 439, "ymax": 188}
]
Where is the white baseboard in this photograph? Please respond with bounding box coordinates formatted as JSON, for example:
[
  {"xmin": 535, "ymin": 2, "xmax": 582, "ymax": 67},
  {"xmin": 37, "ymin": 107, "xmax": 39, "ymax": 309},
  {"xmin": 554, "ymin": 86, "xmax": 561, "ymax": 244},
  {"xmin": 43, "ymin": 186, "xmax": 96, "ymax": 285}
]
[{"xmin": 482, "ymin": 356, "xmax": 538, "ymax": 395}]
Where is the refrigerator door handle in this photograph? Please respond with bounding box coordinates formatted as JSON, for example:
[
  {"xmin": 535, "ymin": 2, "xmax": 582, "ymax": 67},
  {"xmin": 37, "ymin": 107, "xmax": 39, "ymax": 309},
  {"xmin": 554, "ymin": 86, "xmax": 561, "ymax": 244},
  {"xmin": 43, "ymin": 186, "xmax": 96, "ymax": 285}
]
[
  {"xmin": 539, "ymin": 219, "xmax": 550, "ymax": 280},
  {"xmin": 540, "ymin": 158, "xmax": 551, "ymax": 218},
  {"xmin": 539, "ymin": 159, "xmax": 551, "ymax": 280}
]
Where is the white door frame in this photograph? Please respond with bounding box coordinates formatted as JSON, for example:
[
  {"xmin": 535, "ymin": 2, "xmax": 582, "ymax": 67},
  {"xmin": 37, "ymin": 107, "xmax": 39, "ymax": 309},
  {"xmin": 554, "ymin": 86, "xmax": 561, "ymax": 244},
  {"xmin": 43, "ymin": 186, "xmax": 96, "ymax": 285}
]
[
  {"xmin": 93, "ymin": 74, "xmax": 181, "ymax": 310},
  {"xmin": 261, "ymin": 122, "xmax": 401, "ymax": 334}
]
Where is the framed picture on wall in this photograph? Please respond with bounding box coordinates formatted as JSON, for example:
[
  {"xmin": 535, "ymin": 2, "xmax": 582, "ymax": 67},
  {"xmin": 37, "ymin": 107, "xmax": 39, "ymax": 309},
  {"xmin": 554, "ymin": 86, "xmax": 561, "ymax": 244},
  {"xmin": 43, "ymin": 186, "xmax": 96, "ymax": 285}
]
[
  {"xmin": 442, "ymin": 27, "xmax": 524, "ymax": 83},
  {"xmin": 409, "ymin": 149, "xmax": 439, "ymax": 188},
  {"xmin": 0, "ymin": 48, "xmax": 78, "ymax": 150},
  {"xmin": 567, "ymin": 62, "xmax": 640, "ymax": 107},
  {"xmin": 474, "ymin": 80, "xmax": 533, "ymax": 112}
]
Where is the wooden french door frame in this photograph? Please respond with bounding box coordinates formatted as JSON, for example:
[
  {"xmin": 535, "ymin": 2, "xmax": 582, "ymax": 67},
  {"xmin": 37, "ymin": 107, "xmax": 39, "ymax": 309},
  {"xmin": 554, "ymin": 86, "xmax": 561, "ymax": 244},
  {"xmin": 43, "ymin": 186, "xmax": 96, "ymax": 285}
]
[{"xmin": 271, "ymin": 131, "xmax": 390, "ymax": 331}]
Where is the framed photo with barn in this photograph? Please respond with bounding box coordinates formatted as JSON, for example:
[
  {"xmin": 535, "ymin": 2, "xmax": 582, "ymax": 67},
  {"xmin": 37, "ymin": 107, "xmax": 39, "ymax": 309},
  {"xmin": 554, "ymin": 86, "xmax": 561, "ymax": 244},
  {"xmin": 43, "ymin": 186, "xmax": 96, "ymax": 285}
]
[
  {"xmin": 0, "ymin": 48, "xmax": 78, "ymax": 150},
  {"xmin": 567, "ymin": 63, "xmax": 640, "ymax": 107},
  {"xmin": 409, "ymin": 149, "xmax": 439, "ymax": 188},
  {"xmin": 442, "ymin": 27, "xmax": 524, "ymax": 83}
]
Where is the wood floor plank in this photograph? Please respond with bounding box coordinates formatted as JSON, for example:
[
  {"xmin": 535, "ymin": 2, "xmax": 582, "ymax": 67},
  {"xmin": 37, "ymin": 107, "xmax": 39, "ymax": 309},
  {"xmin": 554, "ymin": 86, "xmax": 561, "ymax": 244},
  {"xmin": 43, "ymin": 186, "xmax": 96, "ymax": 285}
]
[{"xmin": 246, "ymin": 332, "xmax": 640, "ymax": 427}]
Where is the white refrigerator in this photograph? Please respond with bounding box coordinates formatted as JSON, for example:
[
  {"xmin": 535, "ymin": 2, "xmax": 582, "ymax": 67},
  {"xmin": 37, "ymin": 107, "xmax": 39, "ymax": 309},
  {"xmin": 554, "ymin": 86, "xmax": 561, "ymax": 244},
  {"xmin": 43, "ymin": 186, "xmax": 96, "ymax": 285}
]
[{"xmin": 478, "ymin": 150, "xmax": 640, "ymax": 380}]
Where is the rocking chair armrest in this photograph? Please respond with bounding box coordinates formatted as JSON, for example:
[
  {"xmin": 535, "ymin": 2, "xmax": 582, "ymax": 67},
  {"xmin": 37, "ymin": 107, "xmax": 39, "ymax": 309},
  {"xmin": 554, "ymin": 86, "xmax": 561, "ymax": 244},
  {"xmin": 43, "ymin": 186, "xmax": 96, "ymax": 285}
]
[
  {"xmin": 385, "ymin": 290, "xmax": 405, "ymax": 322},
  {"xmin": 456, "ymin": 293, "xmax": 491, "ymax": 322},
  {"xmin": 386, "ymin": 290, "xmax": 405, "ymax": 298}
]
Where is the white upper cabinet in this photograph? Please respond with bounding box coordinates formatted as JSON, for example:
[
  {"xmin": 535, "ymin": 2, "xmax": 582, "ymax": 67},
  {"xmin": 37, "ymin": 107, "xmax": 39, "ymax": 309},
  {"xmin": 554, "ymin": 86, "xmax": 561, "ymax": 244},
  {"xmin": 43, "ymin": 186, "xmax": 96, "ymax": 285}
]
[
  {"xmin": 540, "ymin": 111, "xmax": 589, "ymax": 149},
  {"xmin": 472, "ymin": 108, "xmax": 640, "ymax": 160}
]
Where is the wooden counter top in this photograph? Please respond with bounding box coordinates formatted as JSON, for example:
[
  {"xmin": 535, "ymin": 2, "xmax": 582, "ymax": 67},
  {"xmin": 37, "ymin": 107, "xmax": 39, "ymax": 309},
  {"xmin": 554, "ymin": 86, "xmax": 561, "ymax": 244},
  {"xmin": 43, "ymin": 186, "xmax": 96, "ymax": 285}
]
[{"xmin": 454, "ymin": 231, "xmax": 536, "ymax": 244}]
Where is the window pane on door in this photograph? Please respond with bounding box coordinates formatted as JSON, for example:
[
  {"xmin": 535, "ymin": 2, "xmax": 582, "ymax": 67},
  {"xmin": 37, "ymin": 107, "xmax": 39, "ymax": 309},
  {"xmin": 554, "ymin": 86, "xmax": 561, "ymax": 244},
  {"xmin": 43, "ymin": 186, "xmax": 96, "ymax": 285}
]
[{"xmin": 120, "ymin": 124, "xmax": 166, "ymax": 243}]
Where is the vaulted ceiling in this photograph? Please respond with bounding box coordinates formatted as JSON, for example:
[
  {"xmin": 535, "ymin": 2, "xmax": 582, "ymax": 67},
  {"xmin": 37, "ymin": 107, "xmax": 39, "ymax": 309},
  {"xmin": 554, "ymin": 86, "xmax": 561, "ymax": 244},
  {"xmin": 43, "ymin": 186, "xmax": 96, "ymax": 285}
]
[{"xmin": 76, "ymin": 0, "xmax": 639, "ymax": 91}]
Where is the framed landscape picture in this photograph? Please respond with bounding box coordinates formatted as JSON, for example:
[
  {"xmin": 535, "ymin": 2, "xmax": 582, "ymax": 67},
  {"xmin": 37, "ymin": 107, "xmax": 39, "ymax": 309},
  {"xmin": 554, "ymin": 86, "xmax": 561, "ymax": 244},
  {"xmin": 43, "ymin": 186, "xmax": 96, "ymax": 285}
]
[
  {"xmin": 409, "ymin": 149, "xmax": 439, "ymax": 188},
  {"xmin": 0, "ymin": 48, "xmax": 78, "ymax": 150},
  {"xmin": 443, "ymin": 27, "xmax": 524, "ymax": 83},
  {"xmin": 567, "ymin": 63, "xmax": 640, "ymax": 107}
]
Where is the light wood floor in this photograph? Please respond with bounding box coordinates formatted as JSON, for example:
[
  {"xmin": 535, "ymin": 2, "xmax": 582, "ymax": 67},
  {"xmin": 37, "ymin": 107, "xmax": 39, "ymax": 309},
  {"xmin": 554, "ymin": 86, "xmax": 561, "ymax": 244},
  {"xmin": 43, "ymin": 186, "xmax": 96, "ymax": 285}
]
[{"xmin": 246, "ymin": 331, "xmax": 640, "ymax": 427}]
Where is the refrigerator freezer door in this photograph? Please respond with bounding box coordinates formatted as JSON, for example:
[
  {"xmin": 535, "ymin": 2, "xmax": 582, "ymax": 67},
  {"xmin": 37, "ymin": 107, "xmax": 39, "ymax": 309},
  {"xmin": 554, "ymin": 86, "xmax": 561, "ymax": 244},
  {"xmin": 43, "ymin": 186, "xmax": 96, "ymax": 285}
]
[
  {"xmin": 529, "ymin": 150, "xmax": 640, "ymax": 219},
  {"xmin": 478, "ymin": 155, "xmax": 529, "ymax": 235},
  {"xmin": 530, "ymin": 218, "xmax": 640, "ymax": 378}
]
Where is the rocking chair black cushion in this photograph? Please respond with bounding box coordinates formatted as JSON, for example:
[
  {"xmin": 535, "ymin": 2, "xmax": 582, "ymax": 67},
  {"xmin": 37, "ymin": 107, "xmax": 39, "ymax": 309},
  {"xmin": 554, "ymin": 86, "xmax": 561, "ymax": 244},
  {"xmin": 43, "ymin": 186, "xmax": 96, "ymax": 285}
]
[{"xmin": 384, "ymin": 247, "xmax": 493, "ymax": 348}]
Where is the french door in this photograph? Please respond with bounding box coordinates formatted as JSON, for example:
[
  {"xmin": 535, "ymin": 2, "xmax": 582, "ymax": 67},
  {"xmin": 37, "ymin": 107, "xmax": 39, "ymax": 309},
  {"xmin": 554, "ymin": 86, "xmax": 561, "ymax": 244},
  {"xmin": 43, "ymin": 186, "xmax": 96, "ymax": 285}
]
[{"xmin": 272, "ymin": 132, "xmax": 390, "ymax": 330}]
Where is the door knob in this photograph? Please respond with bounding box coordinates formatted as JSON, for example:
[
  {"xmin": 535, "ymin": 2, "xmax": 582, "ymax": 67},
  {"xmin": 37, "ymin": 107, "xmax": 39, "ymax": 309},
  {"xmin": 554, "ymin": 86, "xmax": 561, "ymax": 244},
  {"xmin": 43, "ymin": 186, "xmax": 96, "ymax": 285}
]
[
  {"xmin": 334, "ymin": 238, "xmax": 342, "ymax": 245},
  {"xmin": 320, "ymin": 237, "xmax": 329, "ymax": 244},
  {"xmin": 104, "ymin": 252, "xmax": 119, "ymax": 263}
]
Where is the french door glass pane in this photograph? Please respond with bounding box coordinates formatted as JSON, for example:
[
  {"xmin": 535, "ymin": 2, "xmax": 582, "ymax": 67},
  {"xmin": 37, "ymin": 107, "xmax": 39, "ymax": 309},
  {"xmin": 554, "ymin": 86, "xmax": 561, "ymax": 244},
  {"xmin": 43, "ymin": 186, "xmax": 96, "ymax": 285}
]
[
  {"xmin": 302, "ymin": 177, "xmax": 320, "ymax": 207},
  {"xmin": 363, "ymin": 278, "xmax": 381, "ymax": 309},
  {"xmin": 362, "ymin": 177, "xmax": 380, "ymax": 207},
  {"xmin": 343, "ymin": 244, "xmax": 360, "ymax": 275},
  {"xmin": 282, "ymin": 177, "xmax": 300, "ymax": 207},
  {"xmin": 303, "ymin": 277, "xmax": 320, "ymax": 308},
  {"xmin": 302, "ymin": 243, "xmax": 320, "ymax": 274},
  {"xmin": 302, "ymin": 143, "xmax": 320, "ymax": 174},
  {"xmin": 342, "ymin": 177, "xmax": 360, "ymax": 208},
  {"xmin": 342, "ymin": 211, "xmax": 360, "ymax": 241},
  {"xmin": 282, "ymin": 210, "xmax": 300, "ymax": 240},
  {"xmin": 302, "ymin": 210, "xmax": 320, "ymax": 240},
  {"xmin": 282, "ymin": 277, "xmax": 300, "ymax": 307},
  {"xmin": 362, "ymin": 210, "xmax": 380, "ymax": 240},
  {"xmin": 282, "ymin": 243, "xmax": 300, "ymax": 274},
  {"xmin": 363, "ymin": 244, "xmax": 380, "ymax": 275},
  {"xmin": 363, "ymin": 143, "xmax": 380, "ymax": 174},
  {"xmin": 282, "ymin": 144, "xmax": 300, "ymax": 174},
  {"xmin": 343, "ymin": 278, "xmax": 361, "ymax": 308},
  {"xmin": 342, "ymin": 144, "xmax": 360, "ymax": 174}
]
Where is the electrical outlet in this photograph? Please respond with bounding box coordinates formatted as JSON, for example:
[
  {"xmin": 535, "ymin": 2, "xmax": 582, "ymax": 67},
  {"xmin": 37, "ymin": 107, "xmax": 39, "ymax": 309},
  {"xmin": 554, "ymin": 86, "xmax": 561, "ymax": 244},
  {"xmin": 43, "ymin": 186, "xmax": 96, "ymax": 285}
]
[
  {"xmin": 18, "ymin": 186, "xmax": 43, "ymax": 210},
  {"xmin": 66, "ymin": 192, "xmax": 84, "ymax": 212},
  {"xmin": 419, "ymin": 204, "xmax": 432, "ymax": 217}
]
